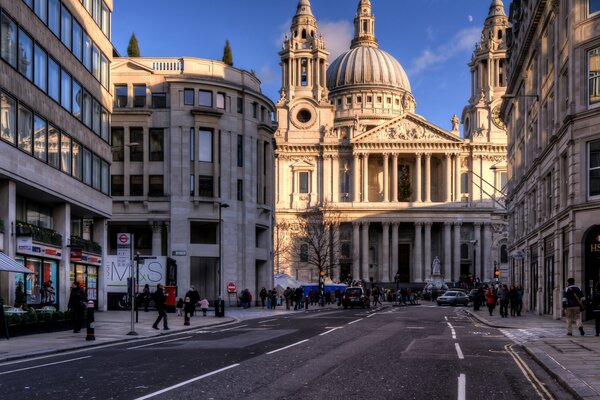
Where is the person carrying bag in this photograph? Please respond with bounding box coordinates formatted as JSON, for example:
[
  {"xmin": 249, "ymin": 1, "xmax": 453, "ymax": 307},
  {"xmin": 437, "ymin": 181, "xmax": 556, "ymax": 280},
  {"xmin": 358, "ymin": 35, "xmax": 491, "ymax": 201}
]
[{"xmin": 563, "ymin": 277, "xmax": 585, "ymax": 336}]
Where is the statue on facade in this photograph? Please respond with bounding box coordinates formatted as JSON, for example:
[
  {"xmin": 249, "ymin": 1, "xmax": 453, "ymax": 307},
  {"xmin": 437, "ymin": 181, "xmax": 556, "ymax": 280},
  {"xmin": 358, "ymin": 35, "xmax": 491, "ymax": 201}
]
[
  {"xmin": 432, "ymin": 256, "xmax": 441, "ymax": 276},
  {"xmin": 451, "ymin": 114, "xmax": 460, "ymax": 132}
]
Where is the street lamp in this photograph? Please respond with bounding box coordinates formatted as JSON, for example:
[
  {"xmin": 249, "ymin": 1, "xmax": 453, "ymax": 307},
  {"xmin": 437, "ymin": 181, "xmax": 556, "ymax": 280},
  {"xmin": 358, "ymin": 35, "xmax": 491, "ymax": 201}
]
[{"xmin": 218, "ymin": 203, "xmax": 230, "ymax": 300}]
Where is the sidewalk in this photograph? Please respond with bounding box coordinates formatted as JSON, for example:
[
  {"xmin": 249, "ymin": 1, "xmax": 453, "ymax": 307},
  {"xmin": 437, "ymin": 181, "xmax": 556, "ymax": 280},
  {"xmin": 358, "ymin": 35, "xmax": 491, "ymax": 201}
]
[
  {"xmin": 466, "ymin": 308, "xmax": 600, "ymax": 400},
  {"xmin": 0, "ymin": 302, "xmax": 340, "ymax": 363}
]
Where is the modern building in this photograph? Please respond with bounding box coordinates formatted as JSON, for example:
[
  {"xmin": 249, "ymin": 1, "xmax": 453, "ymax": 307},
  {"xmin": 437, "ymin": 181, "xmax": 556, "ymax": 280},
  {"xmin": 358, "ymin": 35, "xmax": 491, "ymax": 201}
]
[
  {"xmin": 0, "ymin": 0, "xmax": 113, "ymax": 310},
  {"xmin": 502, "ymin": 0, "xmax": 600, "ymax": 319},
  {"xmin": 274, "ymin": 0, "xmax": 508, "ymax": 288},
  {"xmin": 109, "ymin": 57, "xmax": 275, "ymax": 306}
]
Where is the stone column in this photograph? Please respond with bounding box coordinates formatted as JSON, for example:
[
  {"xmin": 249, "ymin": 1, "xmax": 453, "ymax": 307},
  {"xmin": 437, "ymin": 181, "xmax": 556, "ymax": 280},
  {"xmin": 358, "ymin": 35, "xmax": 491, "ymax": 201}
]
[
  {"xmin": 353, "ymin": 154, "xmax": 360, "ymax": 202},
  {"xmin": 483, "ymin": 222, "xmax": 492, "ymax": 282},
  {"xmin": 415, "ymin": 153, "xmax": 422, "ymax": 202},
  {"xmin": 382, "ymin": 222, "xmax": 390, "ymax": 282},
  {"xmin": 333, "ymin": 226, "xmax": 341, "ymax": 281},
  {"xmin": 444, "ymin": 222, "xmax": 452, "ymax": 282},
  {"xmin": 414, "ymin": 222, "xmax": 423, "ymax": 282},
  {"xmin": 453, "ymin": 222, "xmax": 462, "ymax": 282},
  {"xmin": 151, "ymin": 222, "xmax": 163, "ymax": 256},
  {"xmin": 424, "ymin": 154, "xmax": 432, "ymax": 202},
  {"xmin": 352, "ymin": 222, "xmax": 360, "ymax": 280},
  {"xmin": 391, "ymin": 222, "xmax": 399, "ymax": 281},
  {"xmin": 445, "ymin": 154, "xmax": 452, "ymax": 202},
  {"xmin": 454, "ymin": 154, "xmax": 460, "ymax": 202},
  {"xmin": 93, "ymin": 217, "xmax": 108, "ymax": 311},
  {"xmin": 332, "ymin": 155, "xmax": 340, "ymax": 203},
  {"xmin": 54, "ymin": 203, "xmax": 71, "ymax": 311},
  {"xmin": 383, "ymin": 153, "xmax": 390, "ymax": 202},
  {"xmin": 323, "ymin": 155, "xmax": 331, "ymax": 203},
  {"xmin": 392, "ymin": 154, "xmax": 399, "ymax": 202},
  {"xmin": 362, "ymin": 153, "xmax": 369, "ymax": 202},
  {"xmin": 474, "ymin": 222, "xmax": 482, "ymax": 279},
  {"xmin": 361, "ymin": 222, "xmax": 370, "ymax": 280},
  {"xmin": 424, "ymin": 222, "xmax": 432, "ymax": 279}
]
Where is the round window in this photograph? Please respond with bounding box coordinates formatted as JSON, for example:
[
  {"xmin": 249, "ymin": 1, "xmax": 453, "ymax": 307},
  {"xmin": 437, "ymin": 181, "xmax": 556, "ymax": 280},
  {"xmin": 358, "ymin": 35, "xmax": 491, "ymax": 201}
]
[{"xmin": 297, "ymin": 109, "xmax": 312, "ymax": 123}]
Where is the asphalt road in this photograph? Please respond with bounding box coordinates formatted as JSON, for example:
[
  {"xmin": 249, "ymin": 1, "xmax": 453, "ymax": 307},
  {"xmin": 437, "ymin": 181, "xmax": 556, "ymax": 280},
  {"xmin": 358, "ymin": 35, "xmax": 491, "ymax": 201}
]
[{"xmin": 0, "ymin": 304, "xmax": 575, "ymax": 400}]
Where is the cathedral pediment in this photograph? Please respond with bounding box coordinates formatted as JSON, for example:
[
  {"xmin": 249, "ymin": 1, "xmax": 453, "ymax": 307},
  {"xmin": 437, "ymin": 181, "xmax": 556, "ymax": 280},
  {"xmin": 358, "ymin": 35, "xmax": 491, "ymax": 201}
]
[{"xmin": 351, "ymin": 114, "xmax": 462, "ymax": 144}]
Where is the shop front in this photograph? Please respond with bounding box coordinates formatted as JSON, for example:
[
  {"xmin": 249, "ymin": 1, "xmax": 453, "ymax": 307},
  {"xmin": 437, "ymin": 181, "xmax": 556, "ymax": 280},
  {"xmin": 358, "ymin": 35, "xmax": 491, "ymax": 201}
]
[
  {"xmin": 15, "ymin": 238, "xmax": 62, "ymax": 307},
  {"xmin": 584, "ymin": 225, "xmax": 600, "ymax": 320},
  {"xmin": 70, "ymin": 250, "xmax": 101, "ymax": 308}
]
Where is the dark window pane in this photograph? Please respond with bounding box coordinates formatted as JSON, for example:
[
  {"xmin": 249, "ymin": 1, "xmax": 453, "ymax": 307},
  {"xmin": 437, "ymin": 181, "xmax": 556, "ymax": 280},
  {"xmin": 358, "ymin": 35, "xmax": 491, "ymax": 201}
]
[
  {"xmin": 190, "ymin": 221, "xmax": 217, "ymax": 244},
  {"xmin": 72, "ymin": 19, "xmax": 82, "ymax": 61},
  {"xmin": 83, "ymin": 32, "xmax": 92, "ymax": 71},
  {"xmin": 72, "ymin": 142, "xmax": 82, "ymax": 180},
  {"xmin": 18, "ymin": 28, "xmax": 33, "ymax": 80},
  {"xmin": 152, "ymin": 93, "xmax": 167, "ymax": 108},
  {"xmin": 111, "ymin": 127, "xmax": 124, "ymax": 161},
  {"xmin": 111, "ymin": 175, "xmax": 124, "ymax": 196},
  {"xmin": 184, "ymin": 89, "xmax": 194, "ymax": 105},
  {"xmin": 149, "ymin": 128, "xmax": 163, "ymax": 161},
  {"xmin": 1, "ymin": 13, "xmax": 17, "ymax": 68},
  {"xmin": 115, "ymin": 85, "xmax": 127, "ymax": 107},
  {"xmin": 48, "ymin": 125, "xmax": 60, "ymax": 168},
  {"xmin": 48, "ymin": 58, "xmax": 60, "ymax": 102},
  {"xmin": 48, "ymin": 0, "xmax": 60, "ymax": 36},
  {"xmin": 237, "ymin": 97, "xmax": 243, "ymax": 113},
  {"xmin": 130, "ymin": 128, "xmax": 143, "ymax": 161},
  {"xmin": 61, "ymin": 69, "xmax": 72, "ymax": 111},
  {"xmin": 34, "ymin": 44, "xmax": 47, "ymax": 92},
  {"xmin": 72, "ymin": 80, "xmax": 82, "ymax": 120},
  {"xmin": 299, "ymin": 172, "xmax": 309, "ymax": 193},
  {"xmin": 101, "ymin": 161, "xmax": 109, "ymax": 194},
  {"xmin": 18, "ymin": 104, "xmax": 33, "ymax": 153},
  {"xmin": 82, "ymin": 148, "xmax": 91, "ymax": 185},
  {"xmin": 199, "ymin": 90, "xmax": 212, "ymax": 107},
  {"xmin": 82, "ymin": 91, "xmax": 91, "ymax": 127},
  {"xmin": 92, "ymin": 154, "xmax": 100, "ymax": 189},
  {"xmin": 591, "ymin": 0, "xmax": 600, "ymax": 14},
  {"xmin": 198, "ymin": 175, "xmax": 213, "ymax": 197},
  {"xmin": 130, "ymin": 175, "xmax": 143, "ymax": 196},
  {"xmin": 148, "ymin": 175, "xmax": 163, "ymax": 196},
  {"xmin": 134, "ymin": 85, "xmax": 146, "ymax": 107}
]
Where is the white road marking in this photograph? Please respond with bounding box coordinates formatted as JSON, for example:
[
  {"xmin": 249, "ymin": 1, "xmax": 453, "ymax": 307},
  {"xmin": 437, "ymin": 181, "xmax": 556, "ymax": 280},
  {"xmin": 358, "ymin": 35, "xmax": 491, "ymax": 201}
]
[
  {"xmin": 455, "ymin": 343, "xmax": 465, "ymax": 359},
  {"xmin": 0, "ymin": 356, "xmax": 91, "ymax": 375},
  {"xmin": 405, "ymin": 326, "xmax": 425, "ymax": 329},
  {"xmin": 258, "ymin": 319, "xmax": 277, "ymax": 324},
  {"xmin": 505, "ymin": 344, "xmax": 555, "ymax": 399},
  {"xmin": 458, "ymin": 374, "xmax": 466, "ymax": 400},
  {"xmin": 133, "ymin": 364, "xmax": 239, "ymax": 400},
  {"xmin": 215, "ymin": 324, "xmax": 248, "ymax": 332},
  {"xmin": 266, "ymin": 339, "xmax": 310, "ymax": 355},
  {"xmin": 366, "ymin": 312, "xmax": 377, "ymax": 318},
  {"xmin": 447, "ymin": 322, "xmax": 457, "ymax": 339},
  {"xmin": 127, "ymin": 336, "xmax": 193, "ymax": 350},
  {"xmin": 347, "ymin": 318, "xmax": 363, "ymax": 325},
  {"xmin": 319, "ymin": 327, "xmax": 342, "ymax": 336}
]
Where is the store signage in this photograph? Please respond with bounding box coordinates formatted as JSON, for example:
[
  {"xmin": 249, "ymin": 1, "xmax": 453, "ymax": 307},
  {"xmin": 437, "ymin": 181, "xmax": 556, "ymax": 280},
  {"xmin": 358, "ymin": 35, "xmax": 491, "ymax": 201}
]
[
  {"xmin": 171, "ymin": 250, "xmax": 186, "ymax": 256},
  {"xmin": 17, "ymin": 236, "xmax": 32, "ymax": 252},
  {"xmin": 70, "ymin": 248, "xmax": 82, "ymax": 262},
  {"xmin": 105, "ymin": 255, "xmax": 166, "ymax": 293},
  {"xmin": 17, "ymin": 237, "xmax": 62, "ymax": 259}
]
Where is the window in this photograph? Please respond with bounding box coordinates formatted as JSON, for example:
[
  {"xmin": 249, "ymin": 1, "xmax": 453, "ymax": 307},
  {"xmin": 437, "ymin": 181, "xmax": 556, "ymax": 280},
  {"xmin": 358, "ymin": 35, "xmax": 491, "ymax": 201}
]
[
  {"xmin": 72, "ymin": 19, "xmax": 82, "ymax": 61},
  {"xmin": 48, "ymin": 125, "xmax": 60, "ymax": 169},
  {"xmin": 48, "ymin": 0, "xmax": 59, "ymax": 36},
  {"xmin": 82, "ymin": 148, "xmax": 91, "ymax": 185},
  {"xmin": 460, "ymin": 173, "xmax": 469, "ymax": 194},
  {"xmin": 82, "ymin": 91, "xmax": 91, "ymax": 127},
  {"xmin": 33, "ymin": 114, "xmax": 47, "ymax": 161},
  {"xmin": 500, "ymin": 245, "xmax": 508, "ymax": 263},
  {"xmin": 149, "ymin": 128, "xmax": 164, "ymax": 161},
  {"xmin": 189, "ymin": 175, "xmax": 195, "ymax": 196},
  {"xmin": 184, "ymin": 89, "xmax": 194, "ymax": 105},
  {"xmin": 189, "ymin": 128, "xmax": 194, "ymax": 161},
  {"xmin": 60, "ymin": 133, "xmax": 71, "ymax": 175},
  {"xmin": 18, "ymin": 104, "xmax": 32, "ymax": 154},
  {"xmin": 33, "ymin": 45, "xmax": 47, "ymax": 92},
  {"xmin": 92, "ymin": 154, "xmax": 100, "ymax": 190},
  {"xmin": 199, "ymin": 90, "xmax": 212, "ymax": 107},
  {"xmin": 92, "ymin": 44, "xmax": 100, "ymax": 80},
  {"xmin": 148, "ymin": 175, "xmax": 164, "ymax": 196},
  {"xmin": 48, "ymin": 57, "xmax": 59, "ymax": 102},
  {"xmin": 237, "ymin": 135, "xmax": 243, "ymax": 167},
  {"xmin": 111, "ymin": 175, "xmax": 124, "ymax": 196},
  {"xmin": 545, "ymin": 172, "xmax": 553, "ymax": 217},
  {"xmin": 72, "ymin": 141, "xmax": 82, "ymax": 180},
  {"xmin": 34, "ymin": 0, "xmax": 47, "ymax": 24},
  {"xmin": 130, "ymin": 175, "xmax": 143, "ymax": 196},
  {"xmin": 101, "ymin": 2, "xmax": 110, "ymax": 38},
  {"xmin": 72, "ymin": 80, "xmax": 81, "ymax": 120},
  {"xmin": 151, "ymin": 92, "xmax": 167, "ymax": 108},
  {"xmin": 1, "ymin": 91, "xmax": 16, "ymax": 144},
  {"xmin": 198, "ymin": 129, "xmax": 213, "ymax": 162},
  {"xmin": 23, "ymin": 0, "xmax": 33, "ymax": 8},
  {"xmin": 190, "ymin": 221, "xmax": 217, "ymax": 244},
  {"xmin": 300, "ymin": 58, "xmax": 308, "ymax": 86},
  {"xmin": 101, "ymin": 109, "xmax": 109, "ymax": 141},
  {"xmin": 237, "ymin": 97, "xmax": 243, "ymax": 114},
  {"xmin": 500, "ymin": 172, "xmax": 508, "ymax": 192},
  {"xmin": 346, "ymin": 96, "xmax": 352, "ymax": 105},
  {"xmin": 589, "ymin": 47, "xmax": 600, "ymax": 106},
  {"xmin": 111, "ymin": 127, "xmax": 124, "ymax": 161},
  {"xmin": 590, "ymin": 141, "xmax": 600, "ymax": 197},
  {"xmin": 300, "ymin": 244, "xmax": 309, "ymax": 262},
  {"xmin": 101, "ymin": 161, "xmax": 109, "ymax": 195},
  {"xmin": 18, "ymin": 28, "xmax": 33, "ymax": 80},
  {"xmin": 61, "ymin": 69, "xmax": 71, "ymax": 111},
  {"xmin": 298, "ymin": 171, "xmax": 309, "ymax": 193},
  {"xmin": 237, "ymin": 179, "xmax": 243, "ymax": 201},
  {"xmin": 82, "ymin": 32, "xmax": 91, "ymax": 71},
  {"xmin": 198, "ymin": 176, "xmax": 214, "ymax": 197},
  {"xmin": 591, "ymin": 0, "xmax": 600, "ymax": 15},
  {"xmin": 60, "ymin": 5, "xmax": 71, "ymax": 50},
  {"xmin": 1, "ymin": 12, "xmax": 17, "ymax": 68},
  {"xmin": 217, "ymin": 93, "xmax": 225, "ymax": 109},
  {"xmin": 115, "ymin": 85, "xmax": 127, "ymax": 107},
  {"xmin": 252, "ymin": 102, "xmax": 258, "ymax": 118},
  {"xmin": 93, "ymin": 0, "xmax": 101, "ymax": 25},
  {"xmin": 367, "ymin": 96, "xmax": 372, "ymax": 103},
  {"xmin": 92, "ymin": 100, "xmax": 100, "ymax": 135},
  {"xmin": 100, "ymin": 54, "xmax": 108, "ymax": 88},
  {"xmin": 130, "ymin": 128, "xmax": 143, "ymax": 161}
]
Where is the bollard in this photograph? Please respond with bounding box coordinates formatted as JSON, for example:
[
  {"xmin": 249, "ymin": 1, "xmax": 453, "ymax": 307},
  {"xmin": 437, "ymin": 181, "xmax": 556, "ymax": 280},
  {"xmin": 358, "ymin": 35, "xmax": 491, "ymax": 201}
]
[
  {"xmin": 86, "ymin": 301, "xmax": 95, "ymax": 341},
  {"xmin": 594, "ymin": 309, "xmax": 600, "ymax": 337}
]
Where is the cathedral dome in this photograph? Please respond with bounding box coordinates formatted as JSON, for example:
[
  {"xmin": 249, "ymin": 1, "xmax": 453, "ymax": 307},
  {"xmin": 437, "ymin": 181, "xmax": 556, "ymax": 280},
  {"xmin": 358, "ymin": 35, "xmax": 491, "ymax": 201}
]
[{"xmin": 326, "ymin": 46, "xmax": 411, "ymax": 93}]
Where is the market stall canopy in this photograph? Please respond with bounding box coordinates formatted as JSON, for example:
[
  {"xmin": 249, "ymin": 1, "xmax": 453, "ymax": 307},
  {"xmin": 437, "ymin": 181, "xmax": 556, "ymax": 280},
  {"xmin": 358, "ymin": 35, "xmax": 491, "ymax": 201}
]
[
  {"xmin": 274, "ymin": 273, "xmax": 301, "ymax": 289},
  {"xmin": 0, "ymin": 252, "xmax": 31, "ymax": 273}
]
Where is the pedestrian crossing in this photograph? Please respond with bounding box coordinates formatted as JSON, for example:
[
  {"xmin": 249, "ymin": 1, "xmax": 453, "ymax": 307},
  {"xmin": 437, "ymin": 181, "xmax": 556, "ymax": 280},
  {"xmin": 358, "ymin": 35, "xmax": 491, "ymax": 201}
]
[{"xmin": 500, "ymin": 328, "xmax": 565, "ymax": 344}]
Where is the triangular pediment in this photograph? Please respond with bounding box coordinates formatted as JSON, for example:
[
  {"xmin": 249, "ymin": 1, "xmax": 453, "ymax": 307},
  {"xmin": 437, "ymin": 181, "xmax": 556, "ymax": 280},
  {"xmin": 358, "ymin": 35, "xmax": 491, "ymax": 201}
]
[
  {"xmin": 289, "ymin": 159, "xmax": 315, "ymax": 169},
  {"xmin": 351, "ymin": 113, "xmax": 462, "ymax": 144},
  {"xmin": 112, "ymin": 59, "xmax": 155, "ymax": 74}
]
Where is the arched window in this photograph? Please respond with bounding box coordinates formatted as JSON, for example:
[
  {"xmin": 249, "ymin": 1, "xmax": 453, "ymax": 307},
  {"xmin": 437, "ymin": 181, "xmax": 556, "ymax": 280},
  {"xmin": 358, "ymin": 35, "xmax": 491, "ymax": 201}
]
[
  {"xmin": 498, "ymin": 30, "xmax": 503, "ymax": 40},
  {"xmin": 300, "ymin": 243, "xmax": 309, "ymax": 262},
  {"xmin": 500, "ymin": 245, "xmax": 508, "ymax": 263},
  {"xmin": 363, "ymin": 21, "xmax": 368, "ymax": 33},
  {"xmin": 461, "ymin": 243, "xmax": 469, "ymax": 259},
  {"xmin": 302, "ymin": 29, "xmax": 307, "ymax": 39}
]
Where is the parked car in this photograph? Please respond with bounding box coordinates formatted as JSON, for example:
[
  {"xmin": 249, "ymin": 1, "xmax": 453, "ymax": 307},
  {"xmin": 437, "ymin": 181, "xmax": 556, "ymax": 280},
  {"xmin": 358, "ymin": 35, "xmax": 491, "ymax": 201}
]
[
  {"xmin": 436, "ymin": 291, "xmax": 470, "ymax": 306},
  {"xmin": 342, "ymin": 287, "xmax": 370, "ymax": 309},
  {"xmin": 468, "ymin": 289, "xmax": 478, "ymax": 302}
]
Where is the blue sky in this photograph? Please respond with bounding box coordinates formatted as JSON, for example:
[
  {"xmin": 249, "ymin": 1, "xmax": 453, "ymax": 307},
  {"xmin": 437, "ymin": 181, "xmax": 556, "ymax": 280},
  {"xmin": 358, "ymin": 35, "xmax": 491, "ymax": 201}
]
[{"xmin": 112, "ymin": 0, "xmax": 500, "ymax": 133}]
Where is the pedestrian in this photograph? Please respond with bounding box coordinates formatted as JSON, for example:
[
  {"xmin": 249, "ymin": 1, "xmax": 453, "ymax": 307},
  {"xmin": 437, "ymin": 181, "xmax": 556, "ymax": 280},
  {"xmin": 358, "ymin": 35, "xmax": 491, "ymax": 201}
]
[
  {"xmin": 189, "ymin": 286, "xmax": 200, "ymax": 316},
  {"xmin": 516, "ymin": 285, "xmax": 524, "ymax": 316},
  {"xmin": 498, "ymin": 284, "xmax": 509, "ymax": 318},
  {"xmin": 284, "ymin": 287, "xmax": 292, "ymax": 310},
  {"xmin": 509, "ymin": 285, "xmax": 518, "ymax": 317},
  {"xmin": 199, "ymin": 298, "xmax": 209, "ymax": 316},
  {"xmin": 485, "ymin": 286, "xmax": 497, "ymax": 316},
  {"xmin": 563, "ymin": 277, "xmax": 585, "ymax": 336},
  {"xmin": 42, "ymin": 280, "xmax": 56, "ymax": 307},
  {"xmin": 372, "ymin": 286, "xmax": 381, "ymax": 306},
  {"xmin": 152, "ymin": 284, "xmax": 169, "ymax": 330},
  {"xmin": 294, "ymin": 287, "xmax": 303, "ymax": 310},
  {"xmin": 259, "ymin": 287, "xmax": 267, "ymax": 308},
  {"xmin": 68, "ymin": 281, "xmax": 86, "ymax": 333},
  {"xmin": 183, "ymin": 288, "xmax": 195, "ymax": 326},
  {"xmin": 176, "ymin": 297, "xmax": 184, "ymax": 316},
  {"xmin": 142, "ymin": 284, "xmax": 151, "ymax": 312}
]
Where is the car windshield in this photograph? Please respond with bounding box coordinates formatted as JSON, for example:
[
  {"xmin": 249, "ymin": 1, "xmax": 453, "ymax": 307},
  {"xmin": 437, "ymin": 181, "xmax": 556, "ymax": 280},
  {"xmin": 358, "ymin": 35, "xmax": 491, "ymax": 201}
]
[
  {"xmin": 444, "ymin": 292, "xmax": 458, "ymax": 297},
  {"xmin": 345, "ymin": 289, "xmax": 362, "ymax": 296}
]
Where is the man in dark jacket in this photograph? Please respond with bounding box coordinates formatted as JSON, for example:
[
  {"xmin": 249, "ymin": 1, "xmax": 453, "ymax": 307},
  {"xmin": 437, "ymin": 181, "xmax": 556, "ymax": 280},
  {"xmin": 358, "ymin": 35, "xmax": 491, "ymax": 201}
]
[
  {"xmin": 152, "ymin": 284, "xmax": 169, "ymax": 330},
  {"xmin": 68, "ymin": 281, "xmax": 86, "ymax": 333},
  {"xmin": 564, "ymin": 278, "xmax": 585, "ymax": 336}
]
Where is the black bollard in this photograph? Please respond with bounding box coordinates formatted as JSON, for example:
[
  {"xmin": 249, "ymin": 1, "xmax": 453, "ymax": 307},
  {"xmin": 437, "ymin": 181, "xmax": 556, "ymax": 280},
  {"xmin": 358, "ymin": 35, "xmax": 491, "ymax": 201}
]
[{"xmin": 86, "ymin": 301, "xmax": 95, "ymax": 341}]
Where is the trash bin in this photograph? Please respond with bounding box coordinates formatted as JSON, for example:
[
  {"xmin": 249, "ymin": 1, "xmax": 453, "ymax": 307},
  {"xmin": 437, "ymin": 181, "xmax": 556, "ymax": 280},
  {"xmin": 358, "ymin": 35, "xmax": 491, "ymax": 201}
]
[
  {"xmin": 164, "ymin": 285, "xmax": 177, "ymax": 313},
  {"xmin": 215, "ymin": 299, "xmax": 225, "ymax": 317}
]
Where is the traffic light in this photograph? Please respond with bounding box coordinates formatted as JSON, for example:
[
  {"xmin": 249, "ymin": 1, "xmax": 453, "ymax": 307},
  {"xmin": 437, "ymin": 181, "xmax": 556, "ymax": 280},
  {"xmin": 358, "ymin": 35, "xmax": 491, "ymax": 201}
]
[{"xmin": 494, "ymin": 269, "xmax": 500, "ymax": 278}]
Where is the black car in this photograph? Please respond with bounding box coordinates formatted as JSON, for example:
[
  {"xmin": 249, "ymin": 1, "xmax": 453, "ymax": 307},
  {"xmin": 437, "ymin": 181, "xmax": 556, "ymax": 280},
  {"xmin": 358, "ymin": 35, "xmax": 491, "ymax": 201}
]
[{"xmin": 342, "ymin": 287, "xmax": 370, "ymax": 309}]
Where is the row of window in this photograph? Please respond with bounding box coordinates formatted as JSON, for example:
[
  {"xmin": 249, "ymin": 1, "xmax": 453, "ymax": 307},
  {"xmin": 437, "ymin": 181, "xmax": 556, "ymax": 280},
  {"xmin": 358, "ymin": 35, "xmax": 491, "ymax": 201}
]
[
  {"xmin": 183, "ymin": 89, "xmax": 227, "ymax": 109},
  {"xmin": 114, "ymin": 85, "xmax": 167, "ymax": 109},
  {"xmin": 1, "ymin": 11, "xmax": 110, "ymax": 142},
  {"xmin": 111, "ymin": 127, "xmax": 164, "ymax": 162},
  {"xmin": 0, "ymin": 90, "xmax": 110, "ymax": 195},
  {"xmin": 79, "ymin": 0, "xmax": 111, "ymax": 38},
  {"xmin": 590, "ymin": 47, "xmax": 600, "ymax": 106},
  {"xmin": 19, "ymin": 2, "xmax": 110, "ymax": 89},
  {"xmin": 111, "ymin": 175, "xmax": 164, "ymax": 197}
]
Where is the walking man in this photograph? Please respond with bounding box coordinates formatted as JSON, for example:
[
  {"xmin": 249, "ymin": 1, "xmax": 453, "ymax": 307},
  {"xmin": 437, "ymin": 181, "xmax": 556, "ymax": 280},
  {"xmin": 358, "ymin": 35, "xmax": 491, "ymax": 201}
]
[
  {"xmin": 563, "ymin": 277, "xmax": 585, "ymax": 336},
  {"xmin": 152, "ymin": 284, "xmax": 169, "ymax": 330}
]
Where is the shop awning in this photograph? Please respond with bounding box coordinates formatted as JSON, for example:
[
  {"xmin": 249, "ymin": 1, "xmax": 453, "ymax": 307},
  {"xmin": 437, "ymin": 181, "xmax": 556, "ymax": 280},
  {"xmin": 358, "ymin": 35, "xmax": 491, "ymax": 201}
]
[{"xmin": 0, "ymin": 252, "xmax": 30, "ymax": 273}]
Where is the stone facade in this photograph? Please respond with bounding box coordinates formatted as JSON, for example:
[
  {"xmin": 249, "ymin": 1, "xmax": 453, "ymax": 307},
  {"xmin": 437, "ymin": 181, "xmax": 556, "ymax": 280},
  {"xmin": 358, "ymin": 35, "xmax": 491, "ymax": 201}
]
[
  {"xmin": 502, "ymin": 0, "xmax": 600, "ymax": 319},
  {"xmin": 274, "ymin": 0, "xmax": 508, "ymax": 288},
  {"xmin": 0, "ymin": 0, "xmax": 113, "ymax": 310},
  {"xmin": 110, "ymin": 57, "xmax": 275, "ymax": 305}
]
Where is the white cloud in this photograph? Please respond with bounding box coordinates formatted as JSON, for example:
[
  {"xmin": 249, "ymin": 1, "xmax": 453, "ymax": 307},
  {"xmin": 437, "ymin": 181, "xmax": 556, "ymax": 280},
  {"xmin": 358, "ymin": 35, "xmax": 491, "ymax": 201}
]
[
  {"xmin": 407, "ymin": 27, "xmax": 480, "ymax": 76},
  {"xmin": 257, "ymin": 64, "xmax": 279, "ymax": 86},
  {"xmin": 426, "ymin": 27, "xmax": 435, "ymax": 41},
  {"xmin": 468, "ymin": 15, "xmax": 474, "ymax": 22},
  {"xmin": 319, "ymin": 20, "xmax": 353, "ymax": 60}
]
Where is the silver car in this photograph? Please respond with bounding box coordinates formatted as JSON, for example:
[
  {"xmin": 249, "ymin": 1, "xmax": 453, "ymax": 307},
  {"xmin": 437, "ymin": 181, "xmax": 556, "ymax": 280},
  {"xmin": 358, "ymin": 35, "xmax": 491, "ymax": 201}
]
[{"xmin": 436, "ymin": 290, "xmax": 470, "ymax": 306}]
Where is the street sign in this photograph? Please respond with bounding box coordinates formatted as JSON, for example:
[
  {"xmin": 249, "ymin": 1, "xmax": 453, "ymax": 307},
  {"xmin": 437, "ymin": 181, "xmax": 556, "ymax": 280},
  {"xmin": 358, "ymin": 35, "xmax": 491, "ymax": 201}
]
[
  {"xmin": 510, "ymin": 250, "xmax": 524, "ymax": 260},
  {"xmin": 227, "ymin": 282, "xmax": 236, "ymax": 293}
]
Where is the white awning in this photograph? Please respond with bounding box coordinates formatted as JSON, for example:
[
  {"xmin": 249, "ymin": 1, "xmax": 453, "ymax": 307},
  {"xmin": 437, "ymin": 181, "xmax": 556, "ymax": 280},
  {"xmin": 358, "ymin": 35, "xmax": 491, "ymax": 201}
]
[{"xmin": 0, "ymin": 252, "xmax": 31, "ymax": 273}]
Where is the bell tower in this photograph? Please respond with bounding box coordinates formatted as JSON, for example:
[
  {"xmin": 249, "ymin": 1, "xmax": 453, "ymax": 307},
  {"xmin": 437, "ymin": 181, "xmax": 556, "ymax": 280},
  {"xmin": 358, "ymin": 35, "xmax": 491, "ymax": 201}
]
[{"xmin": 351, "ymin": 0, "xmax": 378, "ymax": 49}]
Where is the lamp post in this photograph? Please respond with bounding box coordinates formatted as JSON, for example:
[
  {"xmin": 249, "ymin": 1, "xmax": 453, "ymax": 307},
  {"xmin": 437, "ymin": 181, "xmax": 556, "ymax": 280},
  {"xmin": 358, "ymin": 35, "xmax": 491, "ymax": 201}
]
[{"xmin": 218, "ymin": 203, "xmax": 230, "ymax": 301}]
